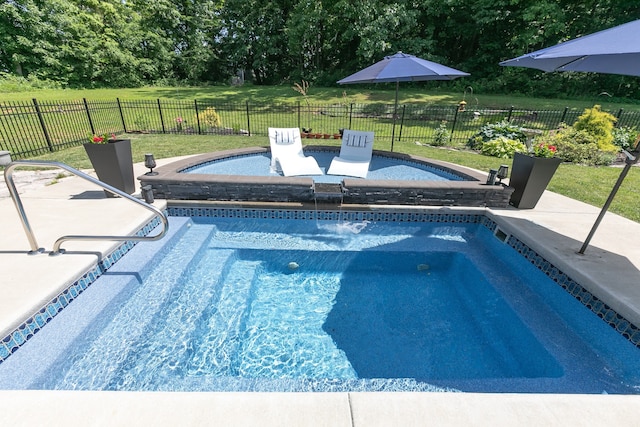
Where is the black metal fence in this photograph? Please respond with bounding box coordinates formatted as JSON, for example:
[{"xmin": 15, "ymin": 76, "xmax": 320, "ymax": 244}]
[{"xmin": 3, "ymin": 98, "xmax": 640, "ymax": 159}]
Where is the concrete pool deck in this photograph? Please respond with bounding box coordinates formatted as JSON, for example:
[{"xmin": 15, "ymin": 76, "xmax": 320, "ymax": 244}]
[{"xmin": 1, "ymin": 157, "xmax": 640, "ymax": 425}]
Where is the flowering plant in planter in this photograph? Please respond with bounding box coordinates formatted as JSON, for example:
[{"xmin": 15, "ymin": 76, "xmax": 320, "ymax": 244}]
[
  {"xmin": 88, "ymin": 133, "xmax": 116, "ymax": 144},
  {"xmin": 83, "ymin": 133, "xmax": 134, "ymax": 196},
  {"xmin": 510, "ymin": 142, "xmax": 562, "ymax": 208},
  {"xmin": 532, "ymin": 142, "xmax": 557, "ymax": 158}
]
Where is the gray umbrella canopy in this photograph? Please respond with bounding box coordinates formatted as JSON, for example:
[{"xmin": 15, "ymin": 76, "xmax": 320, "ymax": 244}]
[
  {"xmin": 500, "ymin": 19, "xmax": 640, "ymax": 76},
  {"xmin": 501, "ymin": 19, "xmax": 640, "ymax": 253},
  {"xmin": 338, "ymin": 52, "xmax": 470, "ymax": 84},
  {"xmin": 338, "ymin": 52, "xmax": 469, "ymax": 150}
]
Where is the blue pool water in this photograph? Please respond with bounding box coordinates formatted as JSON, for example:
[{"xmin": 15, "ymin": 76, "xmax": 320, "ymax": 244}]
[
  {"xmin": 1, "ymin": 214, "xmax": 640, "ymax": 393},
  {"xmin": 183, "ymin": 151, "xmax": 465, "ymax": 183}
]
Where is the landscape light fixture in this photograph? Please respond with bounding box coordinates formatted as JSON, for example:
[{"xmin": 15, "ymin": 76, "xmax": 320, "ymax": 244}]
[
  {"xmin": 144, "ymin": 153, "xmax": 158, "ymax": 176},
  {"xmin": 496, "ymin": 165, "xmax": 509, "ymax": 185}
]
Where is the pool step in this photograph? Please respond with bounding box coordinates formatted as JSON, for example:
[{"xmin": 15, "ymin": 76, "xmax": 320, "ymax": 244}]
[
  {"xmin": 52, "ymin": 218, "xmax": 216, "ymax": 390},
  {"xmin": 109, "ymin": 249, "xmax": 238, "ymax": 389},
  {"xmin": 0, "ymin": 216, "xmax": 194, "ymax": 389},
  {"xmin": 447, "ymin": 259, "xmax": 538, "ymax": 377},
  {"xmin": 186, "ymin": 259, "xmax": 262, "ymax": 377}
]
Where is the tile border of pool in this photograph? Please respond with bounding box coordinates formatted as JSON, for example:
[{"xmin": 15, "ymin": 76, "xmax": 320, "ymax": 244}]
[{"xmin": 1, "ymin": 206, "xmax": 639, "ymax": 367}]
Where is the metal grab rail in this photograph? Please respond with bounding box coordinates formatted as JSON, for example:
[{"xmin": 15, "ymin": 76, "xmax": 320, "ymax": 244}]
[{"xmin": 4, "ymin": 160, "xmax": 168, "ymax": 255}]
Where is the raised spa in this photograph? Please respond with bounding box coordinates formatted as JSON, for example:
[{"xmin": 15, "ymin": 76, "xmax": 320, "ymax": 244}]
[{"xmin": 139, "ymin": 147, "xmax": 513, "ymax": 206}]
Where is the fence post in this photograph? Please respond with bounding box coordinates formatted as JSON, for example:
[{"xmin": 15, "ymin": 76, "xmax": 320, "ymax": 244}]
[
  {"xmin": 450, "ymin": 106, "xmax": 459, "ymax": 142},
  {"xmin": 194, "ymin": 99, "xmax": 201, "ymax": 134},
  {"xmin": 560, "ymin": 107, "xmax": 568, "ymax": 124},
  {"xmin": 32, "ymin": 98, "xmax": 53, "ymax": 152},
  {"xmin": 297, "ymin": 101, "xmax": 301, "ymax": 129},
  {"xmin": 507, "ymin": 106, "xmax": 514, "ymax": 121},
  {"xmin": 157, "ymin": 99, "xmax": 166, "ymax": 133},
  {"xmin": 398, "ymin": 105, "xmax": 406, "ymax": 142},
  {"xmin": 116, "ymin": 98, "xmax": 127, "ymax": 133},
  {"xmin": 349, "ymin": 104, "xmax": 353, "ymax": 129},
  {"xmin": 83, "ymin": 98, "xmax": 96, "ymax": 136},
  {"xmin": 245, "ymin": 101, "xmax": 251, "ymax": 136}
]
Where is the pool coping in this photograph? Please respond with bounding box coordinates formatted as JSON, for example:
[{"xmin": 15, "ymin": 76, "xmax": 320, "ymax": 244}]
[{"xmin": 139, "ymin": 147, "xmax": 514, "ymax": 207}]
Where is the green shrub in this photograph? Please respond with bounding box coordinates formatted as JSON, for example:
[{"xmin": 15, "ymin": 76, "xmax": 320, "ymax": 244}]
[
  {"xmin": 612, "ymin": 126, "xmax": 638, "ymax": 151},
  {"xmin": 467, "ymin": 120, "xmax": 528, "ymax": 150},
  {"xmin": 197, "ymin": 107, "xmax": 222, "ymax": 129},
  {"xmin": 132, "ymin": 113, "xmax": 152, "ymax": 131},
  {"xmin": 543, "ymin": 125, "xmax": 615, "ymax": 165},
  {"xmin": 480, "ymin": 136, "xmax": 526, "ymax": 159},
  {"xmin": 431, "ymin": 121, "xmax": 449, "ymax": 146},
  {"xmin": 0, "ymin": 72, "xmax": 62, "ymax": 92},
  {"xmin": 573, "ymin": 105, "xmax": 617, "ymax": 152}
]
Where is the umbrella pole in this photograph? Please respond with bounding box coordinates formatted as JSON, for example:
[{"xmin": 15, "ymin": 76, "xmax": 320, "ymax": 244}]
[
  {"xmin": 579, "ymin": 141, "xmax": 640, "ymax": 254},
  {"xmin": 391, "ymin": 81, "xmax": 399, "ymax": 151}
]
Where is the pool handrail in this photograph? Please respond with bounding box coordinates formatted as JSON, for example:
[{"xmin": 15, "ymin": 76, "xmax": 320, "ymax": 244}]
[{"xmin": 4, "ymin": 160, "xmax": 168, "ymax": 255}]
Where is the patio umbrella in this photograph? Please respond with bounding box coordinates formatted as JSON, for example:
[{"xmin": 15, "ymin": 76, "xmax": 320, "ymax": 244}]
[
  {"xmin": 500, "ymin": 19, "xmax": 640, "ymax": 254},
  {"xmin": 338, "ymin": 52, "xmax": 469, "ymax": 150},
  {"xmin": 499, "ymin": 19, "xmax": 640, "ymax": 76}
]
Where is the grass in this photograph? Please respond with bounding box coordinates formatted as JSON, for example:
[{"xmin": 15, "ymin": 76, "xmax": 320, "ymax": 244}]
[
  {"xmin": 23, "ymin": 132, "xmax": 640, "ymax": 224},
  {"xmin": 4, "ymin": 84, "xmax": 640, "ymax": 112}
]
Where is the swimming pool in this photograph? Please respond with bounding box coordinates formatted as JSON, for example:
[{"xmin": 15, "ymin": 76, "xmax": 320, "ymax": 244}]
[
  {"xmin": 139, "ymin": 147, "xmax": 514, "ymax": 207},
  {"xmin": 1, "ymin": 208, "xmax": 639, "ymax": 394}
]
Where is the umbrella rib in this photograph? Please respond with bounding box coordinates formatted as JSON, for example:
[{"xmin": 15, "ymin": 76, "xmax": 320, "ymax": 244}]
[{"xmin": 551, "ymin": 55, "xmax": 587, "ymax": 71}]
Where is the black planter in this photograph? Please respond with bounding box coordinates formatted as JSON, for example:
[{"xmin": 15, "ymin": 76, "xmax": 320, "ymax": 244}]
[
  {"xmin": 509, "ymin": 152, "xmax": 562, "ymax": 209},
  {"xmin": 83, "ymin": 139, "xmax": 135, "ymax": 197}
]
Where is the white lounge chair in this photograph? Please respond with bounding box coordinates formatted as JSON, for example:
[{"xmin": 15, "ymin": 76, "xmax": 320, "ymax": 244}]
[
  {"xmin": 268, "ymin": 127, "xmax": 323, "ymax": 176},
  {"xmin": 327, "ymin": 130, "xmax": 375, "ymax": 178}
]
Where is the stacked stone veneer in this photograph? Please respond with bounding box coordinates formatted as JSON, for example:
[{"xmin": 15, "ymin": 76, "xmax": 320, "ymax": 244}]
[
  {"xmin": 139, "ymin": 147, "xmax": 513, "ymax": 207},
  {"xmin": 342, "ymin": 178, "xmax": 512, "ymax": 207}
]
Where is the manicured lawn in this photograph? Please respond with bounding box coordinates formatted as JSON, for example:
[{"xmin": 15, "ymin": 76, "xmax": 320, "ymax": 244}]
[{"xmin": 4, "ymin": 85, "xmax": 640, "ymax": 112}]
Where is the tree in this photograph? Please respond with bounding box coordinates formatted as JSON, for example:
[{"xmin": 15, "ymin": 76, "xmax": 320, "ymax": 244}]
[
  {"xmin": 0, "ymin": 0, "xmax": 68, "ymax": 80},
  {"xmin": 220, "ymin": 0, "xmax": 294, "ymax": 84},
  {"xmin": 2, "ymin": 0, "xmax": 640, "ymax": 95}
]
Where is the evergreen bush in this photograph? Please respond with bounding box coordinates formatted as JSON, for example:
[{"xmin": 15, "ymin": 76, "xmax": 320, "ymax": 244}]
[{"xmin": 573, "ymin": 105, "xmax": 618, "ymax": 152}]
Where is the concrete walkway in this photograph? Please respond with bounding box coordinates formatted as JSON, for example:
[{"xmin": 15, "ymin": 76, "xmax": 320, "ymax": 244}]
[{"xmin": 1, "ymin": 158, "xmax": 640, "ymax": 426}]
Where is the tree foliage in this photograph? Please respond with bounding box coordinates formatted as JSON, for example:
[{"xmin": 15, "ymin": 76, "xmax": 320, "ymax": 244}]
[{"xmin": 1, "ymin": 0, "xmax": 639, "ymax": 97}]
